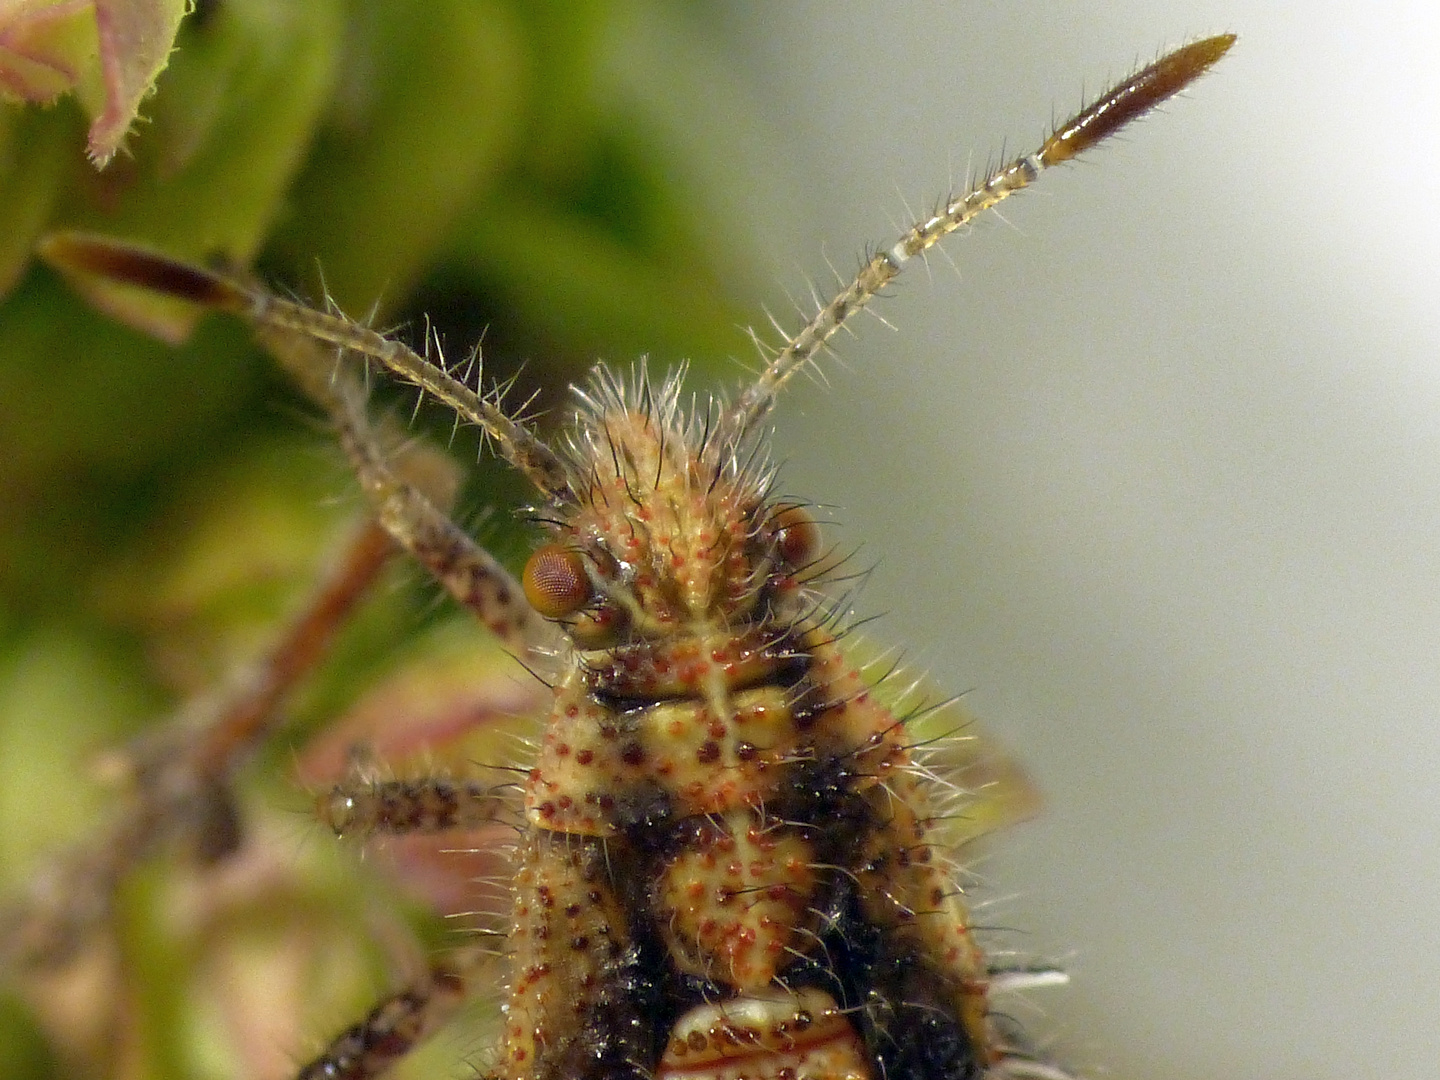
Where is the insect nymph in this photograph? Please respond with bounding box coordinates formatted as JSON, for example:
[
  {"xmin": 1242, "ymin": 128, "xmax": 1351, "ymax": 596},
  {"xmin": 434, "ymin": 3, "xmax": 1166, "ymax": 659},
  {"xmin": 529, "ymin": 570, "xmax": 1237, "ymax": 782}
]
[{"xmin": 30, "ymin": 34, "xmax": 1233, "ymax": 1080}]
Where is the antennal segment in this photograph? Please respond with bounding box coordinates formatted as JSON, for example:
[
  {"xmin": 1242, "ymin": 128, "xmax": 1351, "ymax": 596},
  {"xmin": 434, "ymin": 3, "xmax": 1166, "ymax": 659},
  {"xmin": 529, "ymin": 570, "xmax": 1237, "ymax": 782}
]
[
  {"xmin": 37, "ymin": 233, "xmax": 575, "ymax": 501},
  {"xmin": 728, "ymin": 34, "xmax": 1235, "ymax": 435}
]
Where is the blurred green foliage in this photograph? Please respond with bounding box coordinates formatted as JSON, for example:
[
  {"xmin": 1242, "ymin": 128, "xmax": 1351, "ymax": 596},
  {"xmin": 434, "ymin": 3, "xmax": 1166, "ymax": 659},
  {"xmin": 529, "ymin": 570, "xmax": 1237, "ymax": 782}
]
[{"xmin": 0, "ymin": 2, "xmax": 763, "ymax": 1078}]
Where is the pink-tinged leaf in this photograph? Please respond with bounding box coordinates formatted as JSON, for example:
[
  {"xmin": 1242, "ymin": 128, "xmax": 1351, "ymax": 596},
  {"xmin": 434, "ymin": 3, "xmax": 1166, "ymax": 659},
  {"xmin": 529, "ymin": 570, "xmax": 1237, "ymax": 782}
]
[
  {"xmin": 296, "ymin": 633, "xmax": 542, "ymax": 916},
  {"xmin": 0, "ymin": 0, "xmax": 98, "ymax": 102},
  {"xmin": 88, "ymin": 0, "xmax": 188, "ymax": 164},
  {"xmin": 0, "ymin": 0, "xmax": 186, "ymax": 165},
  {"xmin": 297, "ymin": 638, "xmax": 545, "ymax": 788}
]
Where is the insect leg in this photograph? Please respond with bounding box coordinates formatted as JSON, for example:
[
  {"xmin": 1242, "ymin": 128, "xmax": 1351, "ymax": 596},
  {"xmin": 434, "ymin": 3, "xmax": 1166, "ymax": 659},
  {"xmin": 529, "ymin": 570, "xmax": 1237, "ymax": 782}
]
[
  {"xmin": 500, "ymin": 831, "xmax": 655, "ymax": 1080},
  {"xmin": 318, "ymin": 771, "xmax": 519, "ymax": 839},
  {"xmin": 295, "ymin": 952, "xmax": 489, "ymax": 1080}
]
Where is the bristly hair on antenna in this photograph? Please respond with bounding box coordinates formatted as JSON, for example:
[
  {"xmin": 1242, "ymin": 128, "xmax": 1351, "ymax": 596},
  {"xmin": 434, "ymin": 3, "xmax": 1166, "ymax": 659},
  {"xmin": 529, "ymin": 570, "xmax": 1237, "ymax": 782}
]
[{"xmin": 724, "ymin": 34, "xmax": 1234, "ymax": 439}]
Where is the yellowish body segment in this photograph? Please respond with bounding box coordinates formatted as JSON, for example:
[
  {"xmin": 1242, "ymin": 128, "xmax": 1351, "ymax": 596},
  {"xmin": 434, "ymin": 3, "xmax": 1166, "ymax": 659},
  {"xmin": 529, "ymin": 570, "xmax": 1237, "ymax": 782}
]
[
  {"xmin": 505, "ymin": 382, "xmax": 992, "ymax": 1077},
  {"xmin": 657, "ymin": 990, "xmax": 874, "ymax": 1080}
]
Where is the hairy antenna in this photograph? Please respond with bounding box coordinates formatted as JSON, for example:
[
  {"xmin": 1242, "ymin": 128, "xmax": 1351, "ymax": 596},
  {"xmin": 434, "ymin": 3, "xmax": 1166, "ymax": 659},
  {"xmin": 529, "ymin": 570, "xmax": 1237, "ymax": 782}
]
[
  {"xmin": 727, "ymin": 34, "xmax": 1236, "ymax": 435},
  {"xmin": 36, "ymin": 234, "xmax": 575, "ymax": 501}
]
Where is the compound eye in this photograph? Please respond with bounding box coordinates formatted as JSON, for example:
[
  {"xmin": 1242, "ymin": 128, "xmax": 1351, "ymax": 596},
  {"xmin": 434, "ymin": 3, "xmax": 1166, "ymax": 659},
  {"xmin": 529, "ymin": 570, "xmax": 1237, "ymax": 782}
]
[
  {"xmin": 522, "ymin": 544, "xmax": 593, "ymax": 618},
  {"xmin": 771, "ymin": 504, "xmax": 820, "ymax": 570}
]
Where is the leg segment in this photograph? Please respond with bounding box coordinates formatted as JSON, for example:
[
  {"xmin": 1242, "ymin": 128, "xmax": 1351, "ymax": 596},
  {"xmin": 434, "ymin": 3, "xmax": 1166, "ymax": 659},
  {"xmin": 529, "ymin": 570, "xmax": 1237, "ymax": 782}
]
[
  {"xmin": 501, "ymin": 830, "xmax": 658, "ymax": 1080},
  {"xmin": 296, "ymin": 954, "xmax": 485, "ymax": 1080}
]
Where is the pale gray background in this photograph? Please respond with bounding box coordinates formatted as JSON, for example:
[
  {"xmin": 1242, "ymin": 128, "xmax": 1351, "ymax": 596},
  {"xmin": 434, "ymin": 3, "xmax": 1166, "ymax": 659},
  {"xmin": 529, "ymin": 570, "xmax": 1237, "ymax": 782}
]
[{"xmin": 616, "ymin": 3, "xmax": 1440, "ymax": 1079}]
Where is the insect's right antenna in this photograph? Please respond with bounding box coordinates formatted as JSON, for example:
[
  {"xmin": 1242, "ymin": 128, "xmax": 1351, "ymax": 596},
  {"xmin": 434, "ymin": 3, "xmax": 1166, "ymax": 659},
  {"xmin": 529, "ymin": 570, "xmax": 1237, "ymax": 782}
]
[
  {"xmin": 37, "ymin": 234, "xmax": 575, "ymax": 502},
  {"xmin": 727, "ymin": 34, "xmax": 1236, "ymax": 438}
]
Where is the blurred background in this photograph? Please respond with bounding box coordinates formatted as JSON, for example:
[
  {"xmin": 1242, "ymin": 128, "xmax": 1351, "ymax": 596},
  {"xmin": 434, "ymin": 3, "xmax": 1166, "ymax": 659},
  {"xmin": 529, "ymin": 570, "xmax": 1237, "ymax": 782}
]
[
  {"xmin": 738, "ymin": 4, "xmax": 1440, "ymax": 1080},
  {"xmin": 2, "ymin": 3, "xmax": 1437, "ymax": 1080}
]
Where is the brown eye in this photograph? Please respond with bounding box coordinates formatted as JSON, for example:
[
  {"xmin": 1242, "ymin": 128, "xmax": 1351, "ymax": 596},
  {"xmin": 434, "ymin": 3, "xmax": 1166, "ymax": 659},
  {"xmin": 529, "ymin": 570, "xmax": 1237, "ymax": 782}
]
[
  {"xmin": 771, "ymin": 504, "xmax": 820, "ymax": 569},
  {"xmin": 522, "ymin": 544, "xmax": 593, "ymax": 618}
]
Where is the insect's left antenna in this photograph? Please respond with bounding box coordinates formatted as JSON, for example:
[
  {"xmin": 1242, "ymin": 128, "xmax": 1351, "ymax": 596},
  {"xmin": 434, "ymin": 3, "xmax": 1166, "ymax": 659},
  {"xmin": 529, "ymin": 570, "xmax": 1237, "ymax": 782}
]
[
  {"xmin": 728, "ymin": 33, "xmax": 1235, "ymax": 437},
  {"xmin": 37, "ymin": 233, "xmax": 575, "ymax": 502}
]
